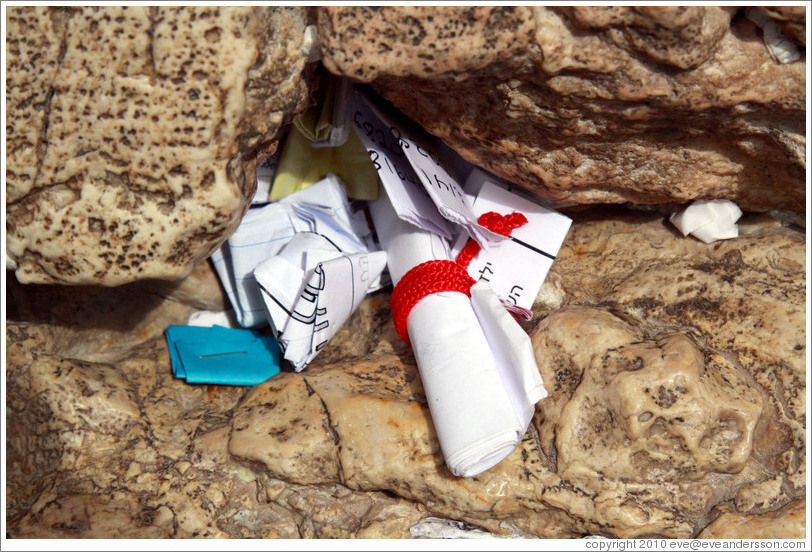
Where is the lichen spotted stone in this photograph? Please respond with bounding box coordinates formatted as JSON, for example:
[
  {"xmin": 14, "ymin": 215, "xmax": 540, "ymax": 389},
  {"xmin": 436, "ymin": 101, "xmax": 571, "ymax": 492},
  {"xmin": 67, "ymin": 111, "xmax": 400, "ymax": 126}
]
[{"xmin": 6, "ymin": 6, "xmax": 311, "ymax": 285}]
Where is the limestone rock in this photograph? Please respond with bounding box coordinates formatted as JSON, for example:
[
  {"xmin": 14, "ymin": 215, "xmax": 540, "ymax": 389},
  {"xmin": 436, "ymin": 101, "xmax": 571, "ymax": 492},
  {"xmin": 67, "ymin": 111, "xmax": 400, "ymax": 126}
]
[
  {"xmin": 755, "ymin": 6, "xmax": 806, "ymax": 45},
  {"xmin": 698, "ymin": 499, "xmax": 806, "ymax": 539},
  {"xmin": 535, "ymin": 309, "xmax": 768, "ymax": 537},
  {"xmin": 5, "ymin": 207, "xmax": 805, "ymax": 538},
  {"xmin": 5, "ymin": 323, "xmax": 426, "ymax": 539},
  {"xmin": 6, "ymin": 6, "xmax": 312, "ymax": 285},
  {"xmin": 529, "ymin": 208, "xmax": 805, "ymax": 537},
  {"xmin": 319, "ymin": 6, "xmax": 806, "ymax": 212},
  {"xmin": 230, "ymin": 352, "xmax": 582, "ymax": 538},
  {"xmin": 229, "ymin": 373, "xmax": 342, "ymax": 485},
  {"xmin": 4, "ymin": 258, "xmax": 225, "ymax": 364}
]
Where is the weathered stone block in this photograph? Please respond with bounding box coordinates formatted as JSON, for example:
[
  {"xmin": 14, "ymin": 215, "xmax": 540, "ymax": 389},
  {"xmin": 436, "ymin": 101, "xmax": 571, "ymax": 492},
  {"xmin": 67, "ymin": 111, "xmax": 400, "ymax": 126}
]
[
  {"xmin": 319, "ymin": 6, "xmax": 806, "ymax": 212},
  {"xmin": 6, "ymin": 6, "xmax": 311, "ymax": 285}
]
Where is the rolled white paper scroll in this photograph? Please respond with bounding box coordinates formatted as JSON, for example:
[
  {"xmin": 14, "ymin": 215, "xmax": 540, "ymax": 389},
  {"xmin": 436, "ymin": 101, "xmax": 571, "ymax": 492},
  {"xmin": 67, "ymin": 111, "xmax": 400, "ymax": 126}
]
[{"xmin": 370, "ymin": 188, "xmax": 546, "ymax": 477}]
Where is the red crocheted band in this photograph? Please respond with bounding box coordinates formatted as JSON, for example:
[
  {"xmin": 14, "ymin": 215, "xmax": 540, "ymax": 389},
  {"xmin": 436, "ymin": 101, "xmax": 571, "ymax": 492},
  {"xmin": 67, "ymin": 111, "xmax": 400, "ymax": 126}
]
[
  {"xmin": 389, "ymin": 211, "xmax": 527, "ymax": 345},
  {"xmin": 390, "ymin": 260, "xmax": 475, "ymax": 344}
]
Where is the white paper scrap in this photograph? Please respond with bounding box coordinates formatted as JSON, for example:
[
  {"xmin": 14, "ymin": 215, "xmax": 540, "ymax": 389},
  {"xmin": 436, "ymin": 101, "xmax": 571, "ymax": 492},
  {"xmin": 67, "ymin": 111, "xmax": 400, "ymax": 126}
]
[
  {"xmin": 745, "ymin": 8, "xmax": 802, "ymax": 64},
  {"xmin": 351, "ymin": 88, "xmax": 453, "ymax": 239},
  {"xmin": 279, "ymin": 173, "xmax": 374, "ymax": 251},
  {"xmin": 669, "ymin": 199, "xmax": 743, "ymax": 244},
  {"xmin": 370, "ymin": 187, "xmax": 546, "ymax": 478},
  {"xmin": 187, "ymin": 309, "xmax": 239, "ymax": 328},
  {"xmin": 362, "ymin": 92, "xmax": 501, "ymax": 248},
  {"xmin": 470, "ymin": 282, "xmax": 548, "ymax": 413},
  {"xmin": 254, "ymin": 151, "xmax": 280, "ymax": 205},
  {"xmin": 254, "ymin": 232, "xmax": 387, "ymax": 371},
  {"xmin": 451, "ymin": 169, "xmax": 572, "ymax": 312},
  {"xmin": 211, "ymin": 174, "xmax": 379, "ymax": 328}
]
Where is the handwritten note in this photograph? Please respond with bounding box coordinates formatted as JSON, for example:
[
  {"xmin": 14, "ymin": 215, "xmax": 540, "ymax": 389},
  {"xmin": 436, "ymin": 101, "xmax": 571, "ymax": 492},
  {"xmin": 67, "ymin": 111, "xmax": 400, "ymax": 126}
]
[
  {"xmin": 211, "ymin": 175, "xmax": 381, "ymax": 329},
  {"xmin": 451, "ymin": 169, "xmax": 572, "ymax": 312},
  {"xmin": 350, "ymin": 89, "xmax": 453, "ymax": 239},
  {"xmin": 254, "ymin": 232, "xmax": 387, "ymax": 371},
  {"xmin": 361, "ymin": 93, "xmax": 499, "ymax": 247}
]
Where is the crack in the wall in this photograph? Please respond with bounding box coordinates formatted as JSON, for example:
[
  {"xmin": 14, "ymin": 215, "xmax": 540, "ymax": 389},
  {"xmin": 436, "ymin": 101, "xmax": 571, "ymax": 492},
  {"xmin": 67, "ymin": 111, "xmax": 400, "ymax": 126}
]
[
  {"xmin": 32, "ymin": 8, "xmax": 76, "ymax": 194},
  {"xmin": 302, "ymin": 377, "xmax": 345, "ymax": 486},
  {"xmin": 146, "ymin": 7, "xmax": 159, "ymax": 83}
]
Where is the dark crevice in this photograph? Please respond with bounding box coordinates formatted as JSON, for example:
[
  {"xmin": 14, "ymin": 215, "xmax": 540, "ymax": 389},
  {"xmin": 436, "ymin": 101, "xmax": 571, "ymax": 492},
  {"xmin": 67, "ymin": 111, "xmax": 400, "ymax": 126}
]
[{"xmin": 146, "ymin": 7, "xmax": 159, "ymax": 83}]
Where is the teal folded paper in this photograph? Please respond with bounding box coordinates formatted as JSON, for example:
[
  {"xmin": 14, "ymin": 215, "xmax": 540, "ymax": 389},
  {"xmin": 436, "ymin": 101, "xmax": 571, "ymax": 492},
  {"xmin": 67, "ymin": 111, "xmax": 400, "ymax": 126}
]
[{"xmin": 166, "ymin": 325, "xmax": 281, "ymax": 386}]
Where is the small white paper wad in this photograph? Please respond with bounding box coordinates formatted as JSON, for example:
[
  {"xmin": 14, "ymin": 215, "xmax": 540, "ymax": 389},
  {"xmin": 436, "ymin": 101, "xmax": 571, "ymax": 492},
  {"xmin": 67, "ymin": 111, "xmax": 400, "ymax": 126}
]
[
  {"xmin": 451, "ymin": 169, "xmax": 572, "ymax": 312},
  {"xmin": 670, "ymin": 199, "xmax": 743, "ymax": 244}
]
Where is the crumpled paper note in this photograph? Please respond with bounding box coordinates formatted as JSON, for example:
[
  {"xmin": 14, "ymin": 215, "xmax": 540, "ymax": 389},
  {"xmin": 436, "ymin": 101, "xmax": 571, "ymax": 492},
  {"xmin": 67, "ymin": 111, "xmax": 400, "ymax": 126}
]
[
  {"xmin": 211, "ymin": 174, "xmax": 380, "ymax": 328},
  {"xmin": 670, "ymin": 199, "xmax": 743, "ymax": 244}
]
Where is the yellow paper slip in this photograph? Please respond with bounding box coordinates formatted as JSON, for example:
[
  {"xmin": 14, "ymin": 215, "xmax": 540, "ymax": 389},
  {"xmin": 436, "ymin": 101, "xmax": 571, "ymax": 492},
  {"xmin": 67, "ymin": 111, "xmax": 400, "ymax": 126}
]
[{"xmin": 270, "ymin": 126, "xmax": 380, "ymax": 201}]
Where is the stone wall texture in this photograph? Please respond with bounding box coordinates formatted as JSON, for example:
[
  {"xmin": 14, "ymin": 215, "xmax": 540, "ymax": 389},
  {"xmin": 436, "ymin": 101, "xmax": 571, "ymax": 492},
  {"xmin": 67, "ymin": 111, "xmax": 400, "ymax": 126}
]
[
  {"xmin": 4, "ymin": 4, "xmax": 806, "ymax": 541},
  {"xmin": 6, "ymin": 6, "xmax": 312, "ymax": 285},
  {"xmin": 320, "ymin": 6, "xmax": 806, "ymax": 212},
  {"xmin": 5, "ymin": 6, "xmax": 806, "ymax": 288},
  {"xmin": 6, "ymin": 208, "xmax": 805, "ymax": 538}
]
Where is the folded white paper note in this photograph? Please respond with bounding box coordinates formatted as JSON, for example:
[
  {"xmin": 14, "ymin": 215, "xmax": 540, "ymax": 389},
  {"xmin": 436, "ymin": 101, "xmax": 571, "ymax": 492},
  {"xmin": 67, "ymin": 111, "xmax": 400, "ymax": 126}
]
[
  {"xmin": 451, "ymin": 169, "xmax": 572, "ymax": 312},
  {"xmin": 211, "ymin": 174, "xmax": 379, "ymax": 328},
  {"xmin": 362, "ymin": 94, "xmax": 499, "ymax": 248},
  {"xmin": 670, "ymin": 199, "xmax": 743, "ymax": 244},
  {"xmin": 351, "ymin": 88, "xmax": 454, "ymax": 239},
  {"xmin": 254, "ymin": 232, "xmax": 387, "ymax": 371},
  {"xmin": 210, "ymin": 202, "xmax": 295, "ymax": 328},
  {"xmin": 745, "ymin": 8, "xmax": 802, "ymax": 64},
  {"xmin": 370, "ymin": 187, "xmax": 546, "ymax": 477}
]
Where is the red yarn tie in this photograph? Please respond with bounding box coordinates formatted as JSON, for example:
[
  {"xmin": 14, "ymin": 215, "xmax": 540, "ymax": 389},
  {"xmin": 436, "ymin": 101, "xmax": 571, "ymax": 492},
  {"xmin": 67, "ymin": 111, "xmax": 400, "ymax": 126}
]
[
  {"xmin": 390, "ymin": 211, "xmax": 528, "ymax": 344},
  {"xmin": 455, "ymin": 211, "xmax": 528, "ymax": 270}
]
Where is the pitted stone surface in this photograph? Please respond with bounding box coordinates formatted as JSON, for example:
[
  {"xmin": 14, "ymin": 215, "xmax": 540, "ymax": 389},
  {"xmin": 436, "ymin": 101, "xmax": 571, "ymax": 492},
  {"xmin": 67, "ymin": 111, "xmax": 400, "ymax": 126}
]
[
  {"xmin": 319, "ymin": 6, "xmax": 806, "ymax": 212},
  {"xmin": 534, "ymin": 310, "xmax": 769, "ymax": 537},
  {"xmin": 6, "ymin": 6, "xmax": 311, "ymax": 285},
  {"xmin": 6, "ymin": 207, "xmax": 803, "ymax": 538},
  {"xmin": 698, "ymin": 499, "xmax": 805, "ymax": 539}
]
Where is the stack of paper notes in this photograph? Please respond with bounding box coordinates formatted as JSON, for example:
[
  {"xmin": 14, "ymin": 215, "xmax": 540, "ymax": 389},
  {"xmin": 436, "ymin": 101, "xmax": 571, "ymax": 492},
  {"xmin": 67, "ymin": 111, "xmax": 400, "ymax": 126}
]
[
  {"xmin": 210, "ymin": 174, "xmax": 386, "ymax": 370},
  {"xmin": 182, "ymin": 84, "xmax": 578, "ymax": 479}
]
